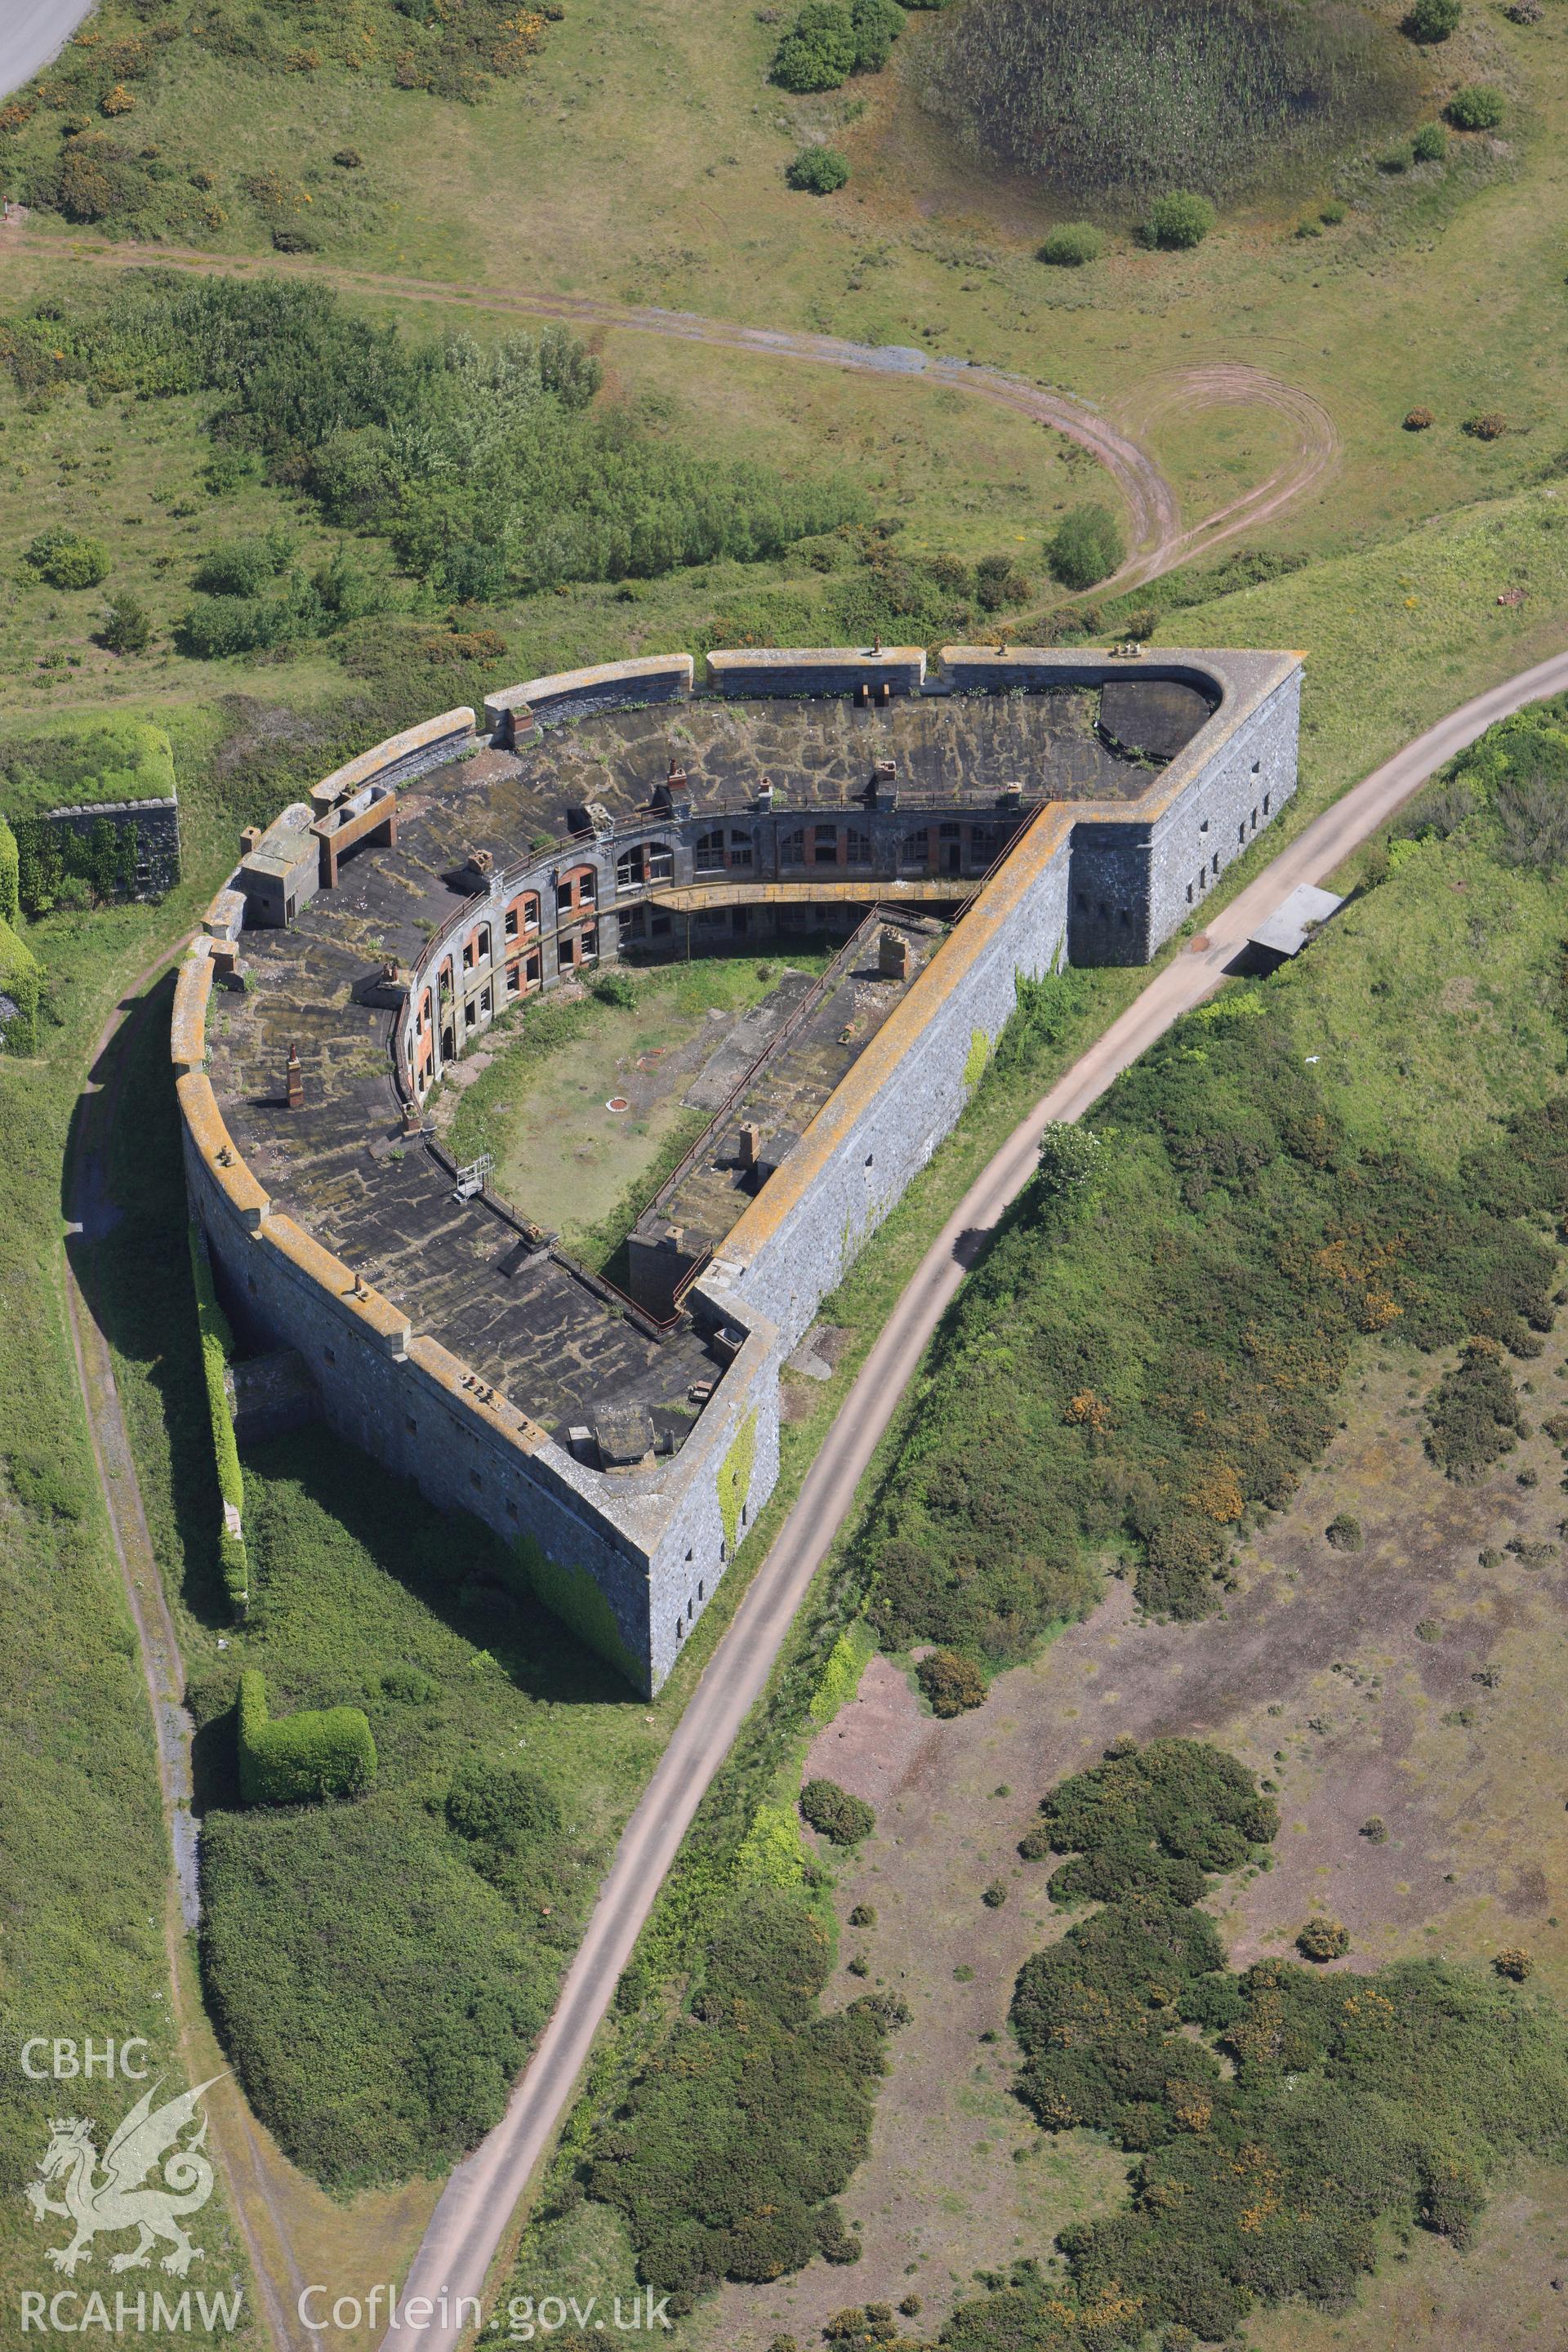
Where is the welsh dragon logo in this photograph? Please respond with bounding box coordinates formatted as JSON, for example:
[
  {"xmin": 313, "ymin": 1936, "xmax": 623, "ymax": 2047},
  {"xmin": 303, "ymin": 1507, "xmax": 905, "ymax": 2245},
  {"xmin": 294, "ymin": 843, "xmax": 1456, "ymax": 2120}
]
[{"xmin": 24, "ymin": 2076, "xmax": 221, "ymax": 2278}]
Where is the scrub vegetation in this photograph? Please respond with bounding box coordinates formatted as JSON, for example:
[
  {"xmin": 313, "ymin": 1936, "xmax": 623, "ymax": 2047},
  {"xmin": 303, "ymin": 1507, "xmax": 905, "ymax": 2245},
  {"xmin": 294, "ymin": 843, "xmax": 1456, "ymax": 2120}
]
[
  {"xmin": 862, "ymin": 700, "xmax": 1568, "ymax": 1655},
  {"xmin": 915, "ymin": 0, "xmax": 1421, "ymax": 210},
  {"xmin": 928, "ymin": 1739, "xmax": 1568, "ymax": 2352}
]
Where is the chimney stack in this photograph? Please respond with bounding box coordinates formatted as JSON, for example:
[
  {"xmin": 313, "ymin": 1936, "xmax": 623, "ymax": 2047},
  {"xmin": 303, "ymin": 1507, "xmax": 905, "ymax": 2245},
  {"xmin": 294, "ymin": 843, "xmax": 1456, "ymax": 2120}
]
[{"xmin": 286, "ymin": 1042, "xmax": 304, "ymax": 1111}]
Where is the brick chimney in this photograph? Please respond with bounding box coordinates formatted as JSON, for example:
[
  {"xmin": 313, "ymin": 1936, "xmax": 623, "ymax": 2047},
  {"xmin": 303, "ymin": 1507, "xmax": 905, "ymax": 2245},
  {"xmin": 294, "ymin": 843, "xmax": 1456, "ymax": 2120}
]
[{"xmin": 286, "ymin": 1042, "xmax": 304, "ymax": 1111}]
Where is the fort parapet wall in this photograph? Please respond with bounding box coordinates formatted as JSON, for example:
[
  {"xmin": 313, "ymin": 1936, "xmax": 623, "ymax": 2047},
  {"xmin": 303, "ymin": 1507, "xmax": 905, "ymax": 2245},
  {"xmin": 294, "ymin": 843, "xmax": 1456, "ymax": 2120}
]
[
  {"xmin": 46, "ymin": 793, "xmax": 181, "ymax": 899},
  {"xmin": 177, "ymin": 642, "xmax": 1303, "ymax": 1694}
]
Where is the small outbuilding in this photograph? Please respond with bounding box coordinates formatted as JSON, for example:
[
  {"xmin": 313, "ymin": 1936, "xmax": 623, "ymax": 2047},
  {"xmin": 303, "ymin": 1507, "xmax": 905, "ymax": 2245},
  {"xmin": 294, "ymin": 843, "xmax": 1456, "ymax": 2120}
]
[{"xmin": 1242, "ymin": 883, "xmax": 1344, "ymax": 973}]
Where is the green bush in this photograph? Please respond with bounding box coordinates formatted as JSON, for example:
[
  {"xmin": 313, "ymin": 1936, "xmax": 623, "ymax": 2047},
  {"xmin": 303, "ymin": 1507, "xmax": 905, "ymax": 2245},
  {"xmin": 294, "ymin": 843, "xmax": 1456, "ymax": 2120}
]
[
  {"xmin": 2, "ymin": 278, "xmax": 866, "ymax": 604},
  {"xmin": 915, "ymin": 1649, "xmax": 987, "ymax": 1717},
  {"xmin": 24, "ymin": 527, "xmax": 109, "ymax": 590},
  {"xmin": 1446, "ymin": 83, "xmax": 1505, "ymax": 130},
  {"xmin": 787, "ymin": 145, "xmax": 852, "ymax": 194},
  {"xmin": 1048, "ymin": 502, "xmax": 1125, "ymax": 590},
  {"xmin": 1426, "ymin": 1338, "xmax": 1526, "ymax": 1480},
  {"xmin": 850, "ymin": 0, "xmax": 905, "ymax": 70},
  {"xmin": 189, "ymin": 1221, "xmax": 248, "ymax": 1616},
  {"xmin": 1405, "ymin": 0, "xmax": 1461, "ymax": 38},
  {"xmin": 800, "ymin": 1777, "xmax": 877, "ymax": 1844},
  {"xmin": 1412, "ymin": 119, "xmax": 1449, "ymax": 161},
  {"xmin": 201, "ymin": 1793, "xmax": 548, "ymax": 2187},
  {"xmin": 588, "ymin": 1886, "xmax": 893, "ymax": 2291},
  {"xmin": 1141, "ymin": 189, "xmax": 1217, "ymax": 249},
  {"xmin": 1297, "ymin": 1913, "xmax": 1350, "ymax": 1960},
  {"xmin": 773, "ymin": 2, "xmax": 860, "ymax": 91},
  {"xmin": 0, "ymin": 816, "xmax": 19, "ymax": 929},
  {"xmin": 192, "ymin": 530, "xmax": 296, "ymax": 597},
  {"xmin": 235, "ymin": 1668, "xmax": 376, "ymax": 1806},
  {"xmin": 982, "ymin": 1740, "xmax": 1568, "ymax": 2349},
  {"xmin": 100, "ymin": 593, "xmax": 152, "ymax": 656},
  {"xmin": 1325, "ymin": 1510, "xmax": 1364, "ymax": 1551},
  {"xmin": 0, "ymin": 913, "xmax": 41, "ymax": 1057},
  {"xmin": 444, "ymin": 1757, "xmax": 562, "ymax": 1900},
  {"xmin": 1038, "ymin": 222, "xmax": 1103, "ymax": 266}
]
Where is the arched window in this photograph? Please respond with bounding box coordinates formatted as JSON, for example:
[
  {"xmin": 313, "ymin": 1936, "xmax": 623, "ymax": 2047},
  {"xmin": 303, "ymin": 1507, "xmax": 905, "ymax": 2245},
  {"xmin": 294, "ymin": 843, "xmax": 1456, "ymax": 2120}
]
[
  {"xmin": 898, "ymin": 828, "xmax": 929, "ymax": 871},
  {"xmin": 558, "ymin": 863, "xmax": 597, "ymax": 912},
  {"xmin": 780, "ymin": 828, "xmax": 806, "ymax": 867},
  {"xmin": 694, "ymin": 830, "xmax": 725, "ymax": 875},
  {"xmin": 616, "ymin": 844, "xmax": 645, "ymax": 889}
]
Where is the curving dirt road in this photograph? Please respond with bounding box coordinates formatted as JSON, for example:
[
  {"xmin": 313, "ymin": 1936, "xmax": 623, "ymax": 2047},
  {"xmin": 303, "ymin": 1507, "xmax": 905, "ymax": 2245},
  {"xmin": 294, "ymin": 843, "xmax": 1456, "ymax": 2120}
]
[
  {"xmin": 376, "ymin": 646, "xmax": 1568, "ymax": 2350},
  {"xmin": 0, "ymin": 224, "xmax": 1333, "ymax": 588}
]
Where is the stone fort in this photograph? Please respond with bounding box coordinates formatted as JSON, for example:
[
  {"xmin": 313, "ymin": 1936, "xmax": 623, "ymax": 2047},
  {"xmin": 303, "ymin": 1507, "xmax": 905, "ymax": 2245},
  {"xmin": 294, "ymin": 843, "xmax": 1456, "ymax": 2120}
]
[{"xmin": 172, "ymin": 642, "xmax": 1302, "ymax": 1692}]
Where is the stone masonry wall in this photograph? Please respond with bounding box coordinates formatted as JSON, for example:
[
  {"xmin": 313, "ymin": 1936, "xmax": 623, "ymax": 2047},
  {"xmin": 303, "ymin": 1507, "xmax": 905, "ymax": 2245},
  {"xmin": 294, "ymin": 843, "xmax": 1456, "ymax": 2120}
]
[
  {"xmin": 48, "ymin": 795, "xmax": 180, "ymax": 899},
  {"xmin": 704, "ymin": 819, "xmax": 1073, "ymax": 1361}
]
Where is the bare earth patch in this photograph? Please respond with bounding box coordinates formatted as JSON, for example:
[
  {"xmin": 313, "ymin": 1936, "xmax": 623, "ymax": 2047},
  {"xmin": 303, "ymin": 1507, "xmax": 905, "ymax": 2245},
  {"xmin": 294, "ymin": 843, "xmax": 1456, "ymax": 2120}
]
[{"xmin": 691, "ymin": 1340, "xmax": 1568, "ymax": 2350}]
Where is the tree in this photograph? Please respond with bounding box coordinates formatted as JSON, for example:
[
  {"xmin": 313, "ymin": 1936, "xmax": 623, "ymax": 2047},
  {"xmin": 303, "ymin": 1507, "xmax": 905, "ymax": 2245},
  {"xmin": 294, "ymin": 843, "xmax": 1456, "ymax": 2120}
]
[
  {"xmin": 1405, "ymin": 0, "xmax": 1461, "ymax": 38},
  {"xmin": 1047, "ymin": 505, "xmax": 1124, "ymax": 590},
  {"xmin": 787, "ymin": 145, "xmax": 851, "ymax": 194},
  {"xmin": 1446, "ymin": 83, "xmax": 1505, "ymax": 130},
  {"xmin": 772, "ymin": 2, "xmax": 859, "ymax": 91},
  {"xmin": 1142, "ymin": 190, "xmax": 1216, "ymax": 249},
  {"xmin": 100, "ymin": 593, "xmax": 151, "ymax": 655}
]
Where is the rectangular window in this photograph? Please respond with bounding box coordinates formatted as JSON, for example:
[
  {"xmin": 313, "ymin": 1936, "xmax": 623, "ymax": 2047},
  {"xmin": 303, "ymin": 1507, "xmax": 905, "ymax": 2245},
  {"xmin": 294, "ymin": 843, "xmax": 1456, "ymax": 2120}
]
[
  {"xmin": 813, "ymin": 822, "xmax": 838, "ymax": 862},
  {"xmin": 506, "ymin": 965, "xmax": 521, "ymax": 996},
  {"xmin": 728, "ymin": 831, "xmax": 755, "ymax": 870},
  {"xmin": 1263, "ymin": 794, "xmax": 1271, "ymax": 815},
  {"xmin": 480, "ymin": 985, "xmax": 492, "ymax": 1016},
  {"xmin": 505, "ymin": 907, "xmax": 518, "ymax": 939}
]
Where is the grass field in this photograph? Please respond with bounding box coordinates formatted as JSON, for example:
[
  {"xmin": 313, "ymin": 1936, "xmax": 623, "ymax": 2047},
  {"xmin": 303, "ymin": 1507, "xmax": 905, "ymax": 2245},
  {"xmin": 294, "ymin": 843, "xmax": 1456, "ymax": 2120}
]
[
  {"xmin": 444, "ymin": 950, "xmax": 831, "ymax": 1264},
  {"xmin": 0, "ymin": 903, "xmax": 261, "ymax": 2348}
]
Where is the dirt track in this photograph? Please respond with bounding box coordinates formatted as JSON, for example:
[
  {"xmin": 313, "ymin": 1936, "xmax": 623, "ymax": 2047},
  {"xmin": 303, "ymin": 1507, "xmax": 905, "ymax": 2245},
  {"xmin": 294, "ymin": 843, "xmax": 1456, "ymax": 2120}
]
[{"xmin": 0, "ymin": 225, "xmax": 1335, "ymax": 589}]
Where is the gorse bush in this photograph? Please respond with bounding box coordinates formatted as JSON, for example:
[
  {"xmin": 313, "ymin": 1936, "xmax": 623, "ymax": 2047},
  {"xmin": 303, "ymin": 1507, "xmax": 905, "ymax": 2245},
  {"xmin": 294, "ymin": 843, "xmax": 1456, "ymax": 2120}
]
[
  {"xmin": 968, "ymin": 1740, "xmax": 1568, "ymax": 2350},
  {"xmin": 0, "ymin": 276, "xmax": 867, "ymax": 603},
  {"xmin": 1405, "ymin": 0, "xmax": 1461, "ymax": 39},
  {"xmin": 1425, "ymin": 1336, "xmax": 1526, "ymax": 1480},
  {"xmin": 1018, "ymin": 1736, "xmax": 1277, "ymax": 1904},
  {"xmin": 1048, "ymin": 504, "xmax": 1125, "ymax": 590},
  {"xmin": 800, "ymin": 1777, "xmax": 877, "ymax": 1844},
  {"xmin": 787, "ymin": 145, "xmax": 852, "ymax": 194},
  {"xmin": 1141, "ymin": 189, "xmax": 1217, "ymax": 249},
  {"xmin": 1038, "ymin": 223, "xmax": 1103, "ymax": 266},
  {"xmin": 772, "ymin": 0, "xmax": 902, "ymax": 89},
  {"xmin": 915, "ymin": 1649, "xmax": 987, "ymax": 1716},
  {"xmin": 861, "ymin": 952, "xmax": 1565, "ymax": 1659},
  {"xmin": 24, "ymin": 527, "xmax": 109, "ymax": 590},
  {"xmin": 588, "ymin": 1886, "xmax": 893, "ymax": 2292},
  {"xmin": 1413, "ymin": 119, "xmax": 1449, "ymax": 160},
  {"xmin": 1446, "ymin": 82, "xmax": 1505, "ymax": 129}
]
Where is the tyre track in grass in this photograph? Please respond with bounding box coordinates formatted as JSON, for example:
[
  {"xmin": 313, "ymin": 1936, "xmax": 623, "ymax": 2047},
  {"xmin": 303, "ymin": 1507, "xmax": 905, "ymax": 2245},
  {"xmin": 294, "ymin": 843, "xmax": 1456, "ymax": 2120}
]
[{"xmin": 0, "ymin": 225, "xmax": 1335, "ymax": 586}]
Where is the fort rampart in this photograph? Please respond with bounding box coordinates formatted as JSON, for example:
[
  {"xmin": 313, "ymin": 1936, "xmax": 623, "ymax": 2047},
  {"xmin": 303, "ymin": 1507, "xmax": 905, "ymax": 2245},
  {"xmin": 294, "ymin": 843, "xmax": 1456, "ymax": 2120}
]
[{"xmin": 176, "ymin": 643, "xmax": 1302, "ymax": 1691}]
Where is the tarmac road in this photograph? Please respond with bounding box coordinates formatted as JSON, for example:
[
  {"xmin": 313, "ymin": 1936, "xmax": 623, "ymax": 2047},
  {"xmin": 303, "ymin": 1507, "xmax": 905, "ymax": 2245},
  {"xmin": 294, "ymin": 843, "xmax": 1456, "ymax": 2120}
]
[
  {"xmin": 378, "ymin": 642, "xmax": 1568, "ymax": 2350},
  {"xmin": 0, "ymin": 0, "xmax": 96, "ymax": 103}
]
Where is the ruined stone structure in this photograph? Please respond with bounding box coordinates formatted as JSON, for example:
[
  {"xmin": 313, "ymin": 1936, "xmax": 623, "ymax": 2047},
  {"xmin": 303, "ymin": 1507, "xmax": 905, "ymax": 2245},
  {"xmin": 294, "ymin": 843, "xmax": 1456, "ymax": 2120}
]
[{"xmin": 173, "ymin": 644, "xmax": 1301, "ymax": 1693}]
